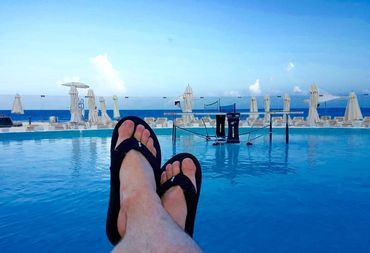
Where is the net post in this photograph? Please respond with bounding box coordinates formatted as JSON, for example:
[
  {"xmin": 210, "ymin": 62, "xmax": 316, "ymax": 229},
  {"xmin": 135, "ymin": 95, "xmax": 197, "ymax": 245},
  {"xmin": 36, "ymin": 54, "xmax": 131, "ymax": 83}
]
[{"xmin": 172, "ymin": 122, "xmax": 176, "ymax": 145}]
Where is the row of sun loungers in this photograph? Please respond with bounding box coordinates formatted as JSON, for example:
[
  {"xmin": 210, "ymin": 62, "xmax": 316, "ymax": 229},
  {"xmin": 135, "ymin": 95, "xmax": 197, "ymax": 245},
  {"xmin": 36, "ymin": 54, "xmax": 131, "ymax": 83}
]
[
  {"xmin": 51, "ymin": 116, "xmax": 370, "ymax": 129},
  {"xmin": 1, "ymin": 116, "xmax": 370, "ymax": 133},
  {"xmin": 143, "ymin": 116, "xmax": 370, "ymax": 128}
]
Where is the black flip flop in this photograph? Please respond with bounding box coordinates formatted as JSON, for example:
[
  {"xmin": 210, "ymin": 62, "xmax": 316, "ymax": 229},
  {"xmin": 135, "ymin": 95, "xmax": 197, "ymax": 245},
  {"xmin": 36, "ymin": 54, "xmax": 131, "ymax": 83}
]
[
  {"xmin": 106, "ymin": 116, "xmax": 162, "ymax": 245},
  {"xmin": 159, "ymin": 153, "xmax": 202, "ymax": 237}
]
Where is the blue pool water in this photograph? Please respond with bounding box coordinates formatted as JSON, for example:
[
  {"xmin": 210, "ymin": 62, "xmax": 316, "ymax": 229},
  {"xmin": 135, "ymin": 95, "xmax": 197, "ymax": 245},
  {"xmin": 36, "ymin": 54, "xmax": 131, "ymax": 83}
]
[{"xmin": 1, "ymin": 128, "xmax": 370, "ymax": 252}]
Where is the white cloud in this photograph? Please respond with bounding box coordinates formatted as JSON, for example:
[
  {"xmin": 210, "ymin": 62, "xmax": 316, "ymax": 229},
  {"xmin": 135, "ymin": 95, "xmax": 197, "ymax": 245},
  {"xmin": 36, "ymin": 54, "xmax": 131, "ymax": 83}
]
[
  {"xmin": 249, "ymin": 79, "xmax": 261, "ymax": 95},
  {"xmin": 293, "ymin": 85, "xmax": 303, "ymax": 93},
  {"xmin": 90, "ymin": 54, "xmax": 126, "ymax": 95},
  {"xmin": 224, "ymin": 90, "xmax": 241, "ymax": 97},
  {"xmin": 286, "ymin": 62, "xmax": 295, "ymax": 72}
]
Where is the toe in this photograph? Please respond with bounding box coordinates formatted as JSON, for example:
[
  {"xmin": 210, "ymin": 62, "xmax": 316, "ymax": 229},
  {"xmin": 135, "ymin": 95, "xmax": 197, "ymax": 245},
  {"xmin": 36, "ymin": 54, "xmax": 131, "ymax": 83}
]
[
  {"xmin": 160, "ymin": 170, "xmax": 168, "ymax": 184},
  {"xmin": 134, "ymin": 124, "xmax": 144, "ymax": 141},
  {"xmin": 147, "ymin": 138, "xmax": 156, "ymax": 157},
  {"xmin": 165, "ymin": 163, "xmax": 173, "ymax": 180},
  {"xmin": 141, "ymin": 129, "xmax": 150, "ymax": 145},
  {"xmin": 181, "ymin": 158, "xmax": 197, "ymax": 192},
  {"xmin": 172, "ymin": 161, "xmax": 181, "ymax": 176},
  {"xmin": 115, "ymin": 120, "xmax": 135, "ymax": 149}
]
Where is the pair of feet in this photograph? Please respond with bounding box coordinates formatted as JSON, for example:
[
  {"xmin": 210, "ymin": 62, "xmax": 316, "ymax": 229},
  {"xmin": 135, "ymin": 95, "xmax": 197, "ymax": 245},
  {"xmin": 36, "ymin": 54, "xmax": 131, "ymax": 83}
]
[{"xmin": 115, "ymin": 119, "xmax": 198, "ymax": 237}]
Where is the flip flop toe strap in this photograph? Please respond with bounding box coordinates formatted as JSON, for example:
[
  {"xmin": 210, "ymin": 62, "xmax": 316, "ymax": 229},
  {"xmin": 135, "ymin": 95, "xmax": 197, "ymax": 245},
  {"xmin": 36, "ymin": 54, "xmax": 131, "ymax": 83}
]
[
  {"xmin": 159, "ymin": 173, "xmax": 196, "ymax": 196},
  {"xmin": 111, "ymin": 137, "xmax": 160, "ymax": 174}
]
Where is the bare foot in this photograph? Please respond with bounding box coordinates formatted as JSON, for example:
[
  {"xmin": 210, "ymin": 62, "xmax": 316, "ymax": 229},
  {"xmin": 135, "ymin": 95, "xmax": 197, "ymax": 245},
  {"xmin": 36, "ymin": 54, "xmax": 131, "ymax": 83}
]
[
  {"xmin": 115, "ymin": 120, "xmax": 158, "ymax": 237},
  {"xmin": 160, "ymin": 158, "xmax": 197, "ymax": 230}
]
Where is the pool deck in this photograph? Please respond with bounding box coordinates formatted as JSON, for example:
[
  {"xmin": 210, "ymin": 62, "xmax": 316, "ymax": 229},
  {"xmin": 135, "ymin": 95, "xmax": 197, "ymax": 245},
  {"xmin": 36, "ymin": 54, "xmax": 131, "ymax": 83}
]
[
  {"xmin": 1, "ymin": 119, "xmax": 370, "ymax": 142},
  {"xmin": 1, "ymin": 119, "xmax": 370, "ymax": 134}
]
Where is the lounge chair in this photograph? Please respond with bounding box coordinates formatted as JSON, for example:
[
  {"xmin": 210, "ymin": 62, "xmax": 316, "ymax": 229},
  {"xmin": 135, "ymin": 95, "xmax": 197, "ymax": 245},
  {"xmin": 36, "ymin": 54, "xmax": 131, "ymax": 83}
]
[
  {"xmin": 50, "ymin": 123, "xmax": 67, "ymax": 130},
  {"xmin": 155, "ymin": 117, "xmax": 168, "ymax": 127},
  {"xmin": 292, "ymin": 117, "xmax": 305, "ymax": 127},
  {"xmin": 272, "ymin": 116, "xmax": 284, "ymax": 126},
  {"xmin": 252, "ymin": 119, "xmax": 265, "ymax": 127},
  {"xmin": 362, "ymin": 117, "xmax": 370, "ymax": 127},
  {"xmin": 144, "ymin": 117, "xmax": 155, "ymax": 125}
]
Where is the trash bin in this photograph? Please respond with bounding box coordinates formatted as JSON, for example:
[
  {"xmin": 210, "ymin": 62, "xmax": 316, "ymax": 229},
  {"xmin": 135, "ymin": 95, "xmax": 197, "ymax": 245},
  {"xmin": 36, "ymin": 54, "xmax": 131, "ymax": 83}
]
[{"xmin": 226, "ymin": 113, "xmax": 240, "ymax": 143}]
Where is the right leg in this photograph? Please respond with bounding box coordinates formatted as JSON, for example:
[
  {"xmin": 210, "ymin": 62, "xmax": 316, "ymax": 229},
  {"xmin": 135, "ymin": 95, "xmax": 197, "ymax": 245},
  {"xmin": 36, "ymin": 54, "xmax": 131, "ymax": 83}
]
[{"xmin": 112, "ymin": 121, "xmax": 202, "ymax": 253}]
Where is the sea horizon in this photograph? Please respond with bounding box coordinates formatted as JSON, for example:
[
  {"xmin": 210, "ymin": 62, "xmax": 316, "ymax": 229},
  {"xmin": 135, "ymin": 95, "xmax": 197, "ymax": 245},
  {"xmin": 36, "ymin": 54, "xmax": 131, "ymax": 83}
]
[
  {"xmin": 1, "ymin": 107, "xmax": 369, "ymax": 123},
  {"xmin": 1, "ymin": 94, "xmax": 370, "ymax": 111}
]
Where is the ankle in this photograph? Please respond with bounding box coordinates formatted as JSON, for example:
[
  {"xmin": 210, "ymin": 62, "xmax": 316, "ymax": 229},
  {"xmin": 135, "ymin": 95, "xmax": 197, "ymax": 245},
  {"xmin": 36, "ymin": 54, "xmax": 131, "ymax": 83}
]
[{"xmin": 119, "ymin": 151, "xmax": 157, "ymax": 192}]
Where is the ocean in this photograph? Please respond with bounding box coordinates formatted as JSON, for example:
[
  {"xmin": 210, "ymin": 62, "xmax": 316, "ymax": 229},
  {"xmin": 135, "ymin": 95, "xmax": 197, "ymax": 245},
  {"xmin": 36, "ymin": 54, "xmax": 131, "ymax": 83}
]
[{"xmin": 1, "ymin": 108, "xmax": 370, "ymax": 123}]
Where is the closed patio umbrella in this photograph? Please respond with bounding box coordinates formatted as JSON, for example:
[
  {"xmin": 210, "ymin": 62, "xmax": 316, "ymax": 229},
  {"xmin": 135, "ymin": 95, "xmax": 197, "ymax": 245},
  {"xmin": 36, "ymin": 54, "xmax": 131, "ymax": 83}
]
[
  {"xmin": 87, "ymin": 89, "xmax": 99, "ymax": 125},
  {"xmin": 249, "ymin": 96, "xmax": 258, "ymax": 120},
  {"xmin": 283, "ymin": 94, "xmax": 291, "ymax": 119},
  {"xmin": 113, "ymin": 95, "xmax": 121, "ymax": 120},
  {"xmin": 264, "ymin": 95, "xmax": 270, "ymax": 123},
  {"xmin": 182, "ymin": 84, "xmax": 194, "ymax": 124},
  {"xmin": 344, "ymin": 92, "xmax": 363, "ymax": 121},
  {"xmin": 283, "ymin": 94, "xmax": 290, "ymax": 113},
  {"xmin": 99, "ymin": 96, "xmax": 111, "ymax": 125},
  {"xmin": 69, "ymin": 86, "xmax": 83, "ymax": 123},
  {"xmin": 11, "ymin": 93, "xmax": 24, "ymax": 114},
  {"xmin": 62, "ymin": 82, "xmax": 89, "ymax": 124},
  {"xmin": 307, "ymin": 84, "xmax": 320, "ymax": 126}
]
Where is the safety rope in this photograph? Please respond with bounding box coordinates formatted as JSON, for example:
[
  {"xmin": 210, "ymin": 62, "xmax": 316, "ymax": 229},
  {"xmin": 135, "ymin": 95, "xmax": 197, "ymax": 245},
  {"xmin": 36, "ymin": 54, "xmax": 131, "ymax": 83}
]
[
  {"xmin": 174, "ymin": 125, "xmax": 216, "ymax": 140},
  {"xmin": 239, "ymin": 125, "xmax": 269, "ymax": 136}
]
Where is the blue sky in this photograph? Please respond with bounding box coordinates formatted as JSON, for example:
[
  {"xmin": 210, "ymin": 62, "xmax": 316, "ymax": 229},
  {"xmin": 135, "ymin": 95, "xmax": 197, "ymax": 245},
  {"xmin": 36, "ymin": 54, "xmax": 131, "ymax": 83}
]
[{"xmin": 0, "ymin": 0, "xmax": 369, "ymax": 97}]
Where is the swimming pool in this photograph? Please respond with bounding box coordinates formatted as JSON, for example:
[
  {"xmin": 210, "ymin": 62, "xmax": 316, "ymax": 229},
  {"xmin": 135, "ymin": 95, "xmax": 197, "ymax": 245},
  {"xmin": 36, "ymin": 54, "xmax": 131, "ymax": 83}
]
[{"xmin": 1, "ymin": 128, "xmax": 370, "ymax": 252}]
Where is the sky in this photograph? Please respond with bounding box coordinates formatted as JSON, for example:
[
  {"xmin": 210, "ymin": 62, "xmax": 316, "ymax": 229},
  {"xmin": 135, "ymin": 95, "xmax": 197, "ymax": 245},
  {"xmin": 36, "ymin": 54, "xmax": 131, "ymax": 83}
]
[{"xmin": 0, "ymin": 0, "xmax": 370, "ymax": 98}]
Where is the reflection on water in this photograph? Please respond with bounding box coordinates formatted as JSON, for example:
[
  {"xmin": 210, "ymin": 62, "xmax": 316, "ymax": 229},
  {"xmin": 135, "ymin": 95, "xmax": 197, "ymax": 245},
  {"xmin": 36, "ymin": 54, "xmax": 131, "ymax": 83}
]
[
  {"xmin": 173, "ymin": 135, "xmax": 294, "ymax": 180},
  {"xmin": 71, "ymin": 139, "xmax": 81, "ymax": 176},
  {"xmin": 307, "ymin": 135, "xmax": 318, "ymax": 168},
  {"xmin": 89, "ymin": 138, "xmax": 98, "ymax": 171}
]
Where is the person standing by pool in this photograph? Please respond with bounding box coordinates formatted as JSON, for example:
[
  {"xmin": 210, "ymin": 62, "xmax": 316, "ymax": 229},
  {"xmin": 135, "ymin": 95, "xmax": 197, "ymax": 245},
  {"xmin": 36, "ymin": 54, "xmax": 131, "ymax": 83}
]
[{"xmin": 106, "ymin": 116, "xmax": 203, "ymax": 252}]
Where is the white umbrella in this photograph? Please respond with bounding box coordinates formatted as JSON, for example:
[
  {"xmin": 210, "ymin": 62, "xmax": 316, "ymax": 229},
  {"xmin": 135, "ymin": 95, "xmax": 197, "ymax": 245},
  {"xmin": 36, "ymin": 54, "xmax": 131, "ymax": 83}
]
[
  {"xmin": 62, "ymin": 82, "xmax": 88, "ymax": 124},
  {"xmin": 318, "ymin": 94, "xmax": 343, "ymax": 104},
  {"xmin": 264, "ymin": 95, "xmax": 270, "ymax": 123},
  {"xmin": 307, "ymin": 84, "xmax": 320, "ymax": 126},
  {"xmin": 99, "ymin": 97, "xmax": 111, "ymax": 125},
  {"xmin": 283, "ymin": 94, "xmax": 290, "ymax": 113},
  {"xmin": 61, "ymin": 82, "xmax": 89, "ymax": 89},
  {"xmin": 304, "ymin": 93, "xmax": 344, "ymax": 104},
  {"xmin": 249, "ymin": 96, "xmax": 258, "ymax": 120},
  {"xmin": 87, "ymin": 89, "xmax": 99, "ymax": 125},
  {"xmin": 69, "ymin": 86, "xmax": 83, "ymax": 123},
  {"xmin": 11, "ymin": 93, "xmax": 24, "ymax": 114},
  {"xmin": 283, "ymin": 94, "xmax": 291, "ymax": 120},
  {"xmin": 182, "ymin": 84, "xmax": 194, "ymax": 124},
  {"xmin": 113, "ymin": 95, "xmax": 121, "ymax": 120},
  {"xmin": 344, "ymin": 92, "xmax": 363, "ymax": 121}
]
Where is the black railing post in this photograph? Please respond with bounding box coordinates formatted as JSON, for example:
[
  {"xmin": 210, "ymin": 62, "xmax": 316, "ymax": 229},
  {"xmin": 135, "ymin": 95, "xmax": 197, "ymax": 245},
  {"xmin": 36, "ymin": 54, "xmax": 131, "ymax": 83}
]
[
  {"xmin": 285, "ymin": 113, "xmax": 289, "ymax": 144},
  {"xmin": 269, "ymin": 113, "xmax": 272, "ymax": 143},
  {"xmin": 172, "ymin": 122, "xmax": 176, "ymax": 145}
]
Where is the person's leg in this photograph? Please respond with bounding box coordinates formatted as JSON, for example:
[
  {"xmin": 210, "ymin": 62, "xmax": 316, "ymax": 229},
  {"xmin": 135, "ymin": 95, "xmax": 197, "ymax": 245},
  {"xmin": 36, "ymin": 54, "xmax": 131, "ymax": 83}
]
[
  {"xmin": 160, "ymin": 158, "xmax": 198, "ymax": 230},
  {"xmin": 113, "ymin": 120, "xmax": 202, "ymax": 253}
]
